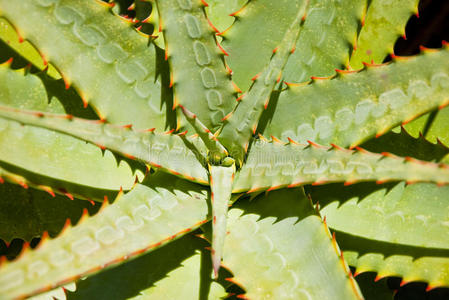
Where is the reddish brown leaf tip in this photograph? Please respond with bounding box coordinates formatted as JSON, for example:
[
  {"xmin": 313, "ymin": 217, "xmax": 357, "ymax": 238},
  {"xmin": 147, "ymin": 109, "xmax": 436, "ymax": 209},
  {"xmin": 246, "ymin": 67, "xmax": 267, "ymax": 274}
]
[
  {"xmin": 374, "ymin": 275, "xmax": 384, "ymax": 282},
  {"xmin": 399, "ymin": 280, "xmax": 409, "ymax": 287},
  {"xmin": 426, "ymin": 284, "xmax": 438, "ymax": 292}
]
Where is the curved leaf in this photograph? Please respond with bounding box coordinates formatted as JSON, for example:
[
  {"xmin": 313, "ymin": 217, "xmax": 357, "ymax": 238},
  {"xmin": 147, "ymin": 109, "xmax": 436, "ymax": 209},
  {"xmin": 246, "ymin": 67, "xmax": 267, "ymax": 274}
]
[
  {"xmin": 404, "ymin": 106, "xmax": 449, "ymax": 150},
  {"xmin": 205, "ymin": 0, "xmax": 247, "ymax": 33},
  {"xmin": 155, "ymin": 0, "xmax": 236, "ymax": 131},
  {"xmin": 0, "ymin": 64, "xmax": 140, "ymax": 197},
  {"xmin": 220, "ymin": 0, "xmax": 307, "ymax": 91},
  {"xmin": 218, "ymin": 6, "xmax": 306, "ymax": 163},
  {"xmin": 233, "ymin": 139, "xmax": 449, "ymax": 193},
  {"xmin": 283, "ymin": 0, "xmax": 366, "ymax": 83},
  {"xmin": 350, "ymin": 0, "xmax": 419, "ymax": 69},
  {"xmin": 261, "ymin": 47, "xmax": 449, "ymax": 148},
  {"xmin": 69, "ymin": 234, "xmax": 225, "ymax": 300},
  {"xmin": 0, "ymin": 105, "xmax": 209, "ymax": 184},
  {"xmin": 0, "ymin": 0, "xmax": 169, "ymax": 130},
  {"xmin": 0, "ymin": 18, "xmax": 60, "ymax": 78},
  {"xmin": 0, "ymin": 173, "xmax": 210, "ymax": 299},
  {"xmin": 313, "ymin": 181, "xmax": 449, "ymax": 288},
  {"xmin": 222, "ymin": 188, "xmax": 362, "ymax": 299},
  {"xmin": 130, "ymin": 253, "xmax": 226, "ymax": 299}
]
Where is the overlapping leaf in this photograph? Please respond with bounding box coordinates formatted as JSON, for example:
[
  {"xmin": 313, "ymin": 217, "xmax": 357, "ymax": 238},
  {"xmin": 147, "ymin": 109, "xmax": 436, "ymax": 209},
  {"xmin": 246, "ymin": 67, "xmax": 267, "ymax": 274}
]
[
  {"xmin": 0, "ymin": 173, "xmax": 210, "ymax": 299},
  {"xmin": 350, "ymin": 0, "xmax": 419, "ymax": 69},
  {"xmin": 233, "ymin": 139, "xmax": 449, "ymax": 193},
  {"xmin": 261, "ymin": 47, "xmax": 449, "ymax": 148},
  {"xmin": 0, "ymin": 63, "xmax": 140, "ymax": 199},
  {"xmin": 313, "ymin": 182, "xmax": 449, "ymax": 289},
  {"xmin": 0, "ymin": 0, "xmax": 170, "ymax": 130},
  {"xmin": 220, "ymin": 188, "xmax": 362, "ymax": 299}
]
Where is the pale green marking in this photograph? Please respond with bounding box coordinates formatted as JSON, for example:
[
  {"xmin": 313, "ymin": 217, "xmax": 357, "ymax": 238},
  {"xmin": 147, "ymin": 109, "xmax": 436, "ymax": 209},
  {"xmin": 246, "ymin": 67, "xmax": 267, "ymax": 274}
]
[
  {"xmin": 0, "ymin": 173, "xmax": 209, "ymax": 299},
  {"xmin": 265, "ymin": 48, "xmax": 449, "ymax": 147},
  {"xmin": 218, "ymin": 2, "xmax": 308, "ymax": 163},
  {"xmin": 233, "ymin": 139, "xmax": 449, "ymax": 193},
  {"xmin": 0, "ymin": 105, "xmax": 209, "ymax": 184},
  {"xmin": 156, "ymin": 0, "xmax": 235, "ymax": 131},
  {"xmin": 0, "ymin": 0, "xmax": 167, "ymax": 129}
]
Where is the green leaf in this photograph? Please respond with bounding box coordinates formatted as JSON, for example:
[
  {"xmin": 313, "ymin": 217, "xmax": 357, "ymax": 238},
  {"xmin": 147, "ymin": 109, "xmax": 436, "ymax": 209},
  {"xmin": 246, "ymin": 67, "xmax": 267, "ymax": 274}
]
[
  {"xmin": 139, "ymin": 0, "xmax": 166, "ymax": 49},
  {"xmin": 218, "ymin": 6, "xmax": 306, "ymax": 163},
  {"xmin": 208, "ymin": 163, "xmax": 235, "ymax": 277},
  {"xmin": 220, "ymin": 0, "xmax": 308, "ymax": 91},
  {"xmin": 349, "ymin": 0, "xmax": 419, "ymax": 69},
  {"xmin": 179, "ymin": 105, "xmax": 228, "ymax": 162},
  {"xmin": 155, "ymin": 0, "xmax": 236, "ymax": 132},
  {"xmin": 261, "ymin": 47, "xmax": 449, "ymax": 148},
  {"xmin": 233, "ymin": 139, "xmax": 449, "ymax": 193},
  {"xmin": 403, "ymin": 106, "xmax": 449, "ymax": 150},
  {"xmin": 69, "ymin": 234, "xmax": 226, "ymax": 300},
  {"xmin": 0, "ymin": 105, "xmax": 209, "ymax": 185},
  {"xmin": 221, "ymin": 188, "xmax": 362, "ymax": 299},
  {"xmin": 283, "ymin": 0, "xmax": 366, "ymax": 83},
  {"xmin": 360, "ymin": 126, "xmax": 449, "ymax": 162},
  {"xmin": 0, "ymin": 182, "xmax": 99, "ymax": 243},
  {"xmin": 320, "ymin": 182, "xmax": 449, "ymax": 249},
  {"xmin": 0, "ymin": 18, "xmax": 60, "ymax": 78},
  {"xmin": 312, "ymin": 181, "xmax": 449, "ymax": 288},
  {"xmin": 0, "ymin": 0, "xmax": 169, "ymax": 130},
  {"xmin": 0, "ymin": 172, "xmax": 210, "ymax": 299},
  {"xmin": 0, "ymin": 64, "xmax": 140, "ymax": 197},
  {"xmin": 129, "ymin": 253, "xmax": 226, "ymax": 299},
  {"xmin": 205, "ymin": 0, "xmax": 247, "ymax": 33}
]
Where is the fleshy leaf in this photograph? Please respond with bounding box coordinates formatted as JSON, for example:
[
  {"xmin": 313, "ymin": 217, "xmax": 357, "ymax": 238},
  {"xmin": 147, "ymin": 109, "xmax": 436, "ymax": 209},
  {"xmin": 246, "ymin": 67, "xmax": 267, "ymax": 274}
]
[
  {"xmin": 155, "ymin": 0, "xmax": 236, "ymax": 131},
  {"xmin": 350, "ymin": 0, "xmax": 419, "ymax": 69},
  {"xmin": 179, "ymin": 105, "xmax": 228, "ymax": 162},
  {"xmin": 0, "ymin": 0, "xmax": 169, "ymax": 130},
  {"xmin": 0, "ymin": 105, "xmax": 209, "ymax": 185},
  {"xmin": 0, "ymin": 18, "xmax": 59, "ymax": 77},
  {"xmin": 312, "ymin": 181, "xmax": 449, "ymax": 288},
  {"xmin": 220, "ymin": 0, "xmax": 308, "ymax": 91},
  {"xmin": 208, "ymin": 162, "xmax": 235, "ymax": 277},
  {"xmin": 130, "ymin": 252, "xmax": 226, "ymax": 299},
  {"xmin": 403, "ymin": 106, "xmax": 449, "ymax": 149},
  {"xmin": 283, "ymin": 0, "xmax": 366, "ymax": 83},
  {"xmin": 70, "ymin": 233, "xmax": 226, "ymax": 300},
  {"xmin": 0, "ymin": 64, "xmax": 140, "ymax": 197},
  {"xmin": 205, "ymin": 0, "xmax": 247, "ymax": 33},
  {"xmin": 233, "ymin": 139, "xmax": 449, "ymax": 193},
  {"xmin": 360, "ymin": 126, "xmax": 449, "ymax": 162},
  {"xmin": 218, "ymin": 4, "xmax": 307, "ymax": 163},
  {"xmin": 221, "ymin": 188, "xmax": 362, "ymax": 299},
  {"xmin": 0, "ymin": 173, "xmax": 210, "ymax": 299},
  {"xmin": 261, "ymin": 46, "xmax": 449, "ymax": 148}
]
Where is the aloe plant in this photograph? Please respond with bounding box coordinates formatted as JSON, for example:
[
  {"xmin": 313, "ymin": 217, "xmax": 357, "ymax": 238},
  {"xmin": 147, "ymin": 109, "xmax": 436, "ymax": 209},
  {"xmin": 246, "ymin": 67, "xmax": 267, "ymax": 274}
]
[{"xmin": 0, "ymin": 0, "xmax": 448, "ymax": 298}]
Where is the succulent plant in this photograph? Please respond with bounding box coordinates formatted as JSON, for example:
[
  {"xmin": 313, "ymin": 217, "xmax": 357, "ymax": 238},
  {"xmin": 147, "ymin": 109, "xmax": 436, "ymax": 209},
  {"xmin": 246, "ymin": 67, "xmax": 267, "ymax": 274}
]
[{"xmin": 0, "ymin": 0, "xmax": 448, "ymax": 299}]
